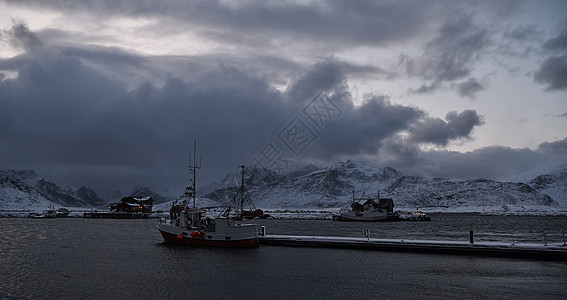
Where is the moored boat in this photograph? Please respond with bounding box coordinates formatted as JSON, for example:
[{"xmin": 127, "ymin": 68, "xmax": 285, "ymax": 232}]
[
  {"xmin": 399, "ymin": 209, "xmax": 431, "ymax": 221},
  {"xmin": 335, "ymin": 190, "xmax": 399, "ymax": 222},
  {"xmin": 27, "ymin": 204, "xmax": 67, "ymax": 218},
  {"xmin": 156, "ymin": 142, "xmax": 261, "ymax": 247},
  {"xmin": 157, "ymin": 206, "xmax": 261, "ymax": 247}
]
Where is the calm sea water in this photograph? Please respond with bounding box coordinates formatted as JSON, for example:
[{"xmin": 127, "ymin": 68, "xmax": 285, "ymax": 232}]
[{"xmin": 1, "ymin": 214, "xmax": 566, "ymax": 299}]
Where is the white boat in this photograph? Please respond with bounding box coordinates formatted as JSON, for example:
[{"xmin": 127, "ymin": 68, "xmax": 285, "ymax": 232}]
[
  {"xmin": 156, "ymin": 142, "xmax": 260, "ymax": 248},
  {"xmin": 339, "ymin": 208, "xmax": 388, "ymax": 222},
  {"xmin": 28, "ymin": 204, "xmax": 65, "ymax": 218}
]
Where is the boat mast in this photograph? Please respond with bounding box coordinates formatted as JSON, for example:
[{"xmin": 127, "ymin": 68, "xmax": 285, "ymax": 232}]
[
  {"xmin": 179, "ymin": 135, "xmax": 201, "ymax": 208},
  {"xmin": 189, "ymin": 138, "xmax": 201, "ymax": 208},
  {"xmin": 239, "ymin": 165, "xmax": 245, "ymax": 215}
]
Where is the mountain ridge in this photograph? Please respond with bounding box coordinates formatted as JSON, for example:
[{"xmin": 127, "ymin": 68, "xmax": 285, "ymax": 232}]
[
  {"xmin": 1, "ymin": 161, "xmax": 566, "ymax": 213},
  {"xmin": 201, "ymin": 160, "xmax": 565, "ymax": 211}
]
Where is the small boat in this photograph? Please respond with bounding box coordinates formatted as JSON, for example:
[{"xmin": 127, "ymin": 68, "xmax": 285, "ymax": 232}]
[
  {"xmin": 27, "ymin": 204, "xmax": 63, "ymax": 218},
  {"xmin": 156, "ymin": 142, "xmax": 261, "ymax": 247},
  {"xmin": 335, "ymin": 190, "xmax": 399, "ymax": 222},
  {"xmin": 229, "ymin": 165, "xmax": 270, "ymax": 220},
  {"xmin": 56, "ymin": 208, "xmax": 70, "ymax": 217},
  {"xmin": 399, "ymin": 209, "xmax": 431, "ymax": 221}
]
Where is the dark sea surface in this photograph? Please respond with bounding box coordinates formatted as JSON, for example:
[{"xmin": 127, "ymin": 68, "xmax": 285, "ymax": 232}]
[{"xmin": 1, "ymin": 214, "xmax": 566, "ymax": 299}]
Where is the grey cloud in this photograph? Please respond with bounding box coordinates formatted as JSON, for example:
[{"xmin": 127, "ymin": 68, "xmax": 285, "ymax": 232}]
[
  {"xmin": 404, "ymin": 14, "xmax": 491, "ymax": 96},
  {"xmin": 538, "ymin": 137, "xmax": 567, "ymax": 154},
  {"xmin": 503, "ymin": 25, "xmax": 544, "ymax": 42},
  {"xmin": 410, "ymin": 82, "xmax": 439, "ymax": 95},
  {"xmin": 422, "ymin": 15, "xmax": 490, "ymax": 82},
  {"xmin": 417, "ymin": 146, "xmax": 548, "ymax": 180},
  {"xmin": 4, "ymin": 21, "xmax": 43, "ymax": 51},
  {"xmin": 313, "ymin": 95, "xmax": 424, "ymax": 158},
  {"xmin": 5, "ymin": 0, "xmax": 434, "ymax": 49},
  {"xmin": 543, "ymin": 22, "xmax": 567, "ymax": 51},
  {"xmin": 455, "ymin": 77, "xmax": 485, "ymax": 99},
  {"xmin": 534, "ymin": 54, "xmax": 567, "ymax": 91},
  {"xmin": 286, "ymin": 58, "xmax": 351, "ymax": 107},
  {"xmin": 411, "ymin": 138, "xmax": 567, "ymax": 180},
  {"xmin": 378, "ymin": 138, "xmax": 421, "ymax": 168},
  {"xmin": 0, "ymin": 35, "xmax": 363, "ymax": 196},
  {"xmin": 534, "ymin": 21, "xmax": 567, "ymax": 91},
  {"xmin": 308, "ymin": 97, "xmax": 483, "ymax": 163},
  {"xmin": 0, "ymin": 50, "xmax": 291, "ymax": 197},
  {"xmin": 408, "ymin": 110, "xmax": 484, "ymax": 146}
]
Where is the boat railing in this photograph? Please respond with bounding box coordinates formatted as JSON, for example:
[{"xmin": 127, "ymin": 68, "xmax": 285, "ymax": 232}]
[{"xmin": 158, "ymin": 217, "xmax": 178, "ymax": 225}]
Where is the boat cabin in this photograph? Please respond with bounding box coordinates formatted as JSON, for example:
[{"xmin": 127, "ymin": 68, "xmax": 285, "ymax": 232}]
[{"xmin": 353, "ymin": 197, "xmax": 394, "ymax": 213}]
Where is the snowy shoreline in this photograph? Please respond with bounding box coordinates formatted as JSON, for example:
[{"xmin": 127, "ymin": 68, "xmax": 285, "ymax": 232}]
[{"xmin": 2, "ymin": 205, "xmax": 567, "ymax": 218}]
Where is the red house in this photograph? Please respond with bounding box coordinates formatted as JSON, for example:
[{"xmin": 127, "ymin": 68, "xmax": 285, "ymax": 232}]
[{"xmin": 109, "ymin": 196, "xmax": 153, "ymax": 213}]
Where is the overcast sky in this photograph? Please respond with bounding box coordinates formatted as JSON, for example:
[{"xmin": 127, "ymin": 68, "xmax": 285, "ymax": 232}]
[{"xmin": 1, "ymin": 0, "xmax": 566, "ymax": 198}]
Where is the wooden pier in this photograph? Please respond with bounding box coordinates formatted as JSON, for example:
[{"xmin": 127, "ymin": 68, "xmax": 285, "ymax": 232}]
[{"xmin": 260, "ymin": 235, "xmax": 567, "ymax": 260}]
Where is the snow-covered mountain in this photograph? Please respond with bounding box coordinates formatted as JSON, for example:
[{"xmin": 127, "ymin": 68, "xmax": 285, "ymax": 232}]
[
  {"xmin": 0, "ymin": 170, "xmax": 53, "ymax": 210},
  {"xmin": 128, "ymin": 185, "xmax": 172, "ymax": 204},
  {"xmin": 201, "ymin": 161, "xmax": 564, "ymax": 212},
  {"xmin": 2, "ymin": 162, "xmax": 566, "ymax": 213},
  {"xmin": 525, "ymin": 164, "xmax": 567, "ymax": 208},
  {"xmin": 0, "ymin": 169, "xmax": 106, "ymax": 210}
]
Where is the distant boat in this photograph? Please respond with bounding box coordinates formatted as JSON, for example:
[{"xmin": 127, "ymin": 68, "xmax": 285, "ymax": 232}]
[
  {"xmin": 335, "ymin": 190, "xmax": 399, "ymax": 222},
  {"xmin": 27, "ymin": 204, "xmax": 68, "ymax": 218},
  {"xmin": 156, "ymin": 141, "xmax": 261, "ymax": 247},
  {"xmin": 229, "ymin": 165, "xmax": 270, "ymax": 220},
  {"xmin": 399, "ymin": 209, "xmax": 431, "ymax": 221}
]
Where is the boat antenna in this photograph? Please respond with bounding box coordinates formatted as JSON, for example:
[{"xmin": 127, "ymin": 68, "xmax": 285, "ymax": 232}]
[
  {"xmin": 177, "ymin": 133, "xmax": 201, "ymax": 208},
  {"xmin": 189, "ymin": 135, "xmax": 201, "ymax": 208},
  {"xmin": 240, "ymin": 165, "xmax": 245, "ymax": 215},
  {"xmin": 352, "ymin": 190, "xmax": 355, "ymax": 207}
]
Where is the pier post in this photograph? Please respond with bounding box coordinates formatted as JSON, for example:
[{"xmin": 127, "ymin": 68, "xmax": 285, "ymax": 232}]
[
  {"xmin": 544, "ymin": 233, "xmax": 547, "ymax": 246},
  {"xmin": 469, "ymin": 230, "xmax": 474, "ymax": 244}
]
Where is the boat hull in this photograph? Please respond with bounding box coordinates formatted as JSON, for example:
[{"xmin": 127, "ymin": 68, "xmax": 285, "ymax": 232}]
[
  {"xmin": 156, "ymin": 224, "xmax": 260, "ymax": 248},
  {"xmin": 339, "ymin": 211, "xmax": 388, "ymax": 222}
]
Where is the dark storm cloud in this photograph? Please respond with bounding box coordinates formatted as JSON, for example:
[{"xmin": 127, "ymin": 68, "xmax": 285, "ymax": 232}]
[
  {"xmin": 543, "ymin": 22, "xmax": 567, "ymax": 51},
  {"xmin": 4, "ymin": 21, "xmax": 43, "ymax": 51},
  {"xmin": 404, "ymin": 14, "xmax": 491, "ymax": 96},
  {"xmin": 313, "ymin": 95, "xmax": 424, "ymax": 158},
  {"xmin": 417, "ymin": 146, "xmax": 546, "ymax": 180},
  {"xmin": 0, "ymin": 26, "xmax": 361, "ymax": 196},
  {"xmin": 308, "ymin": 94, "xmax": 484, "ymax": 165},
  {"xmin": 4, "ymin": 0, "xmax": 434, "ymax": 49},
  {"xmin": 0, "ymin": 23, "xmax": 487, "ymax": 196},
  {"xmin": 408, "ymin": 110, "xmax": 484, "ymax": 146},
  {"xmin": 424, "ymin": 15, "xmax": 490, "ymax": 81},
  {"xmin": 286, "ymin": 58, "xmax": 354, "ymax": 111},
  {"xmin": 534, "ymin": 21, "xmax": 567, "ymax": 91},
  {"xmin": 0, "ymin": 51, "xmax": 279, "ymax": 196},
  {"xmin": 2, "ymin": 2, "xmax": 566, "ymax": 196},
  {"xmin": 534, "ymin": 54, "xmax": 567, "ymax": 91},
  {"xmin": 538, "ymin": 137, "xmax": 567, "ymax": 154}
]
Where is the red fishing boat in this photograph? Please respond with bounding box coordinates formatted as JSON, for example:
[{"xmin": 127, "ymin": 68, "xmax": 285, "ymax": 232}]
[{"xmin": 156, "ymin": 142, "xmax": 261, "ymax": 247}]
